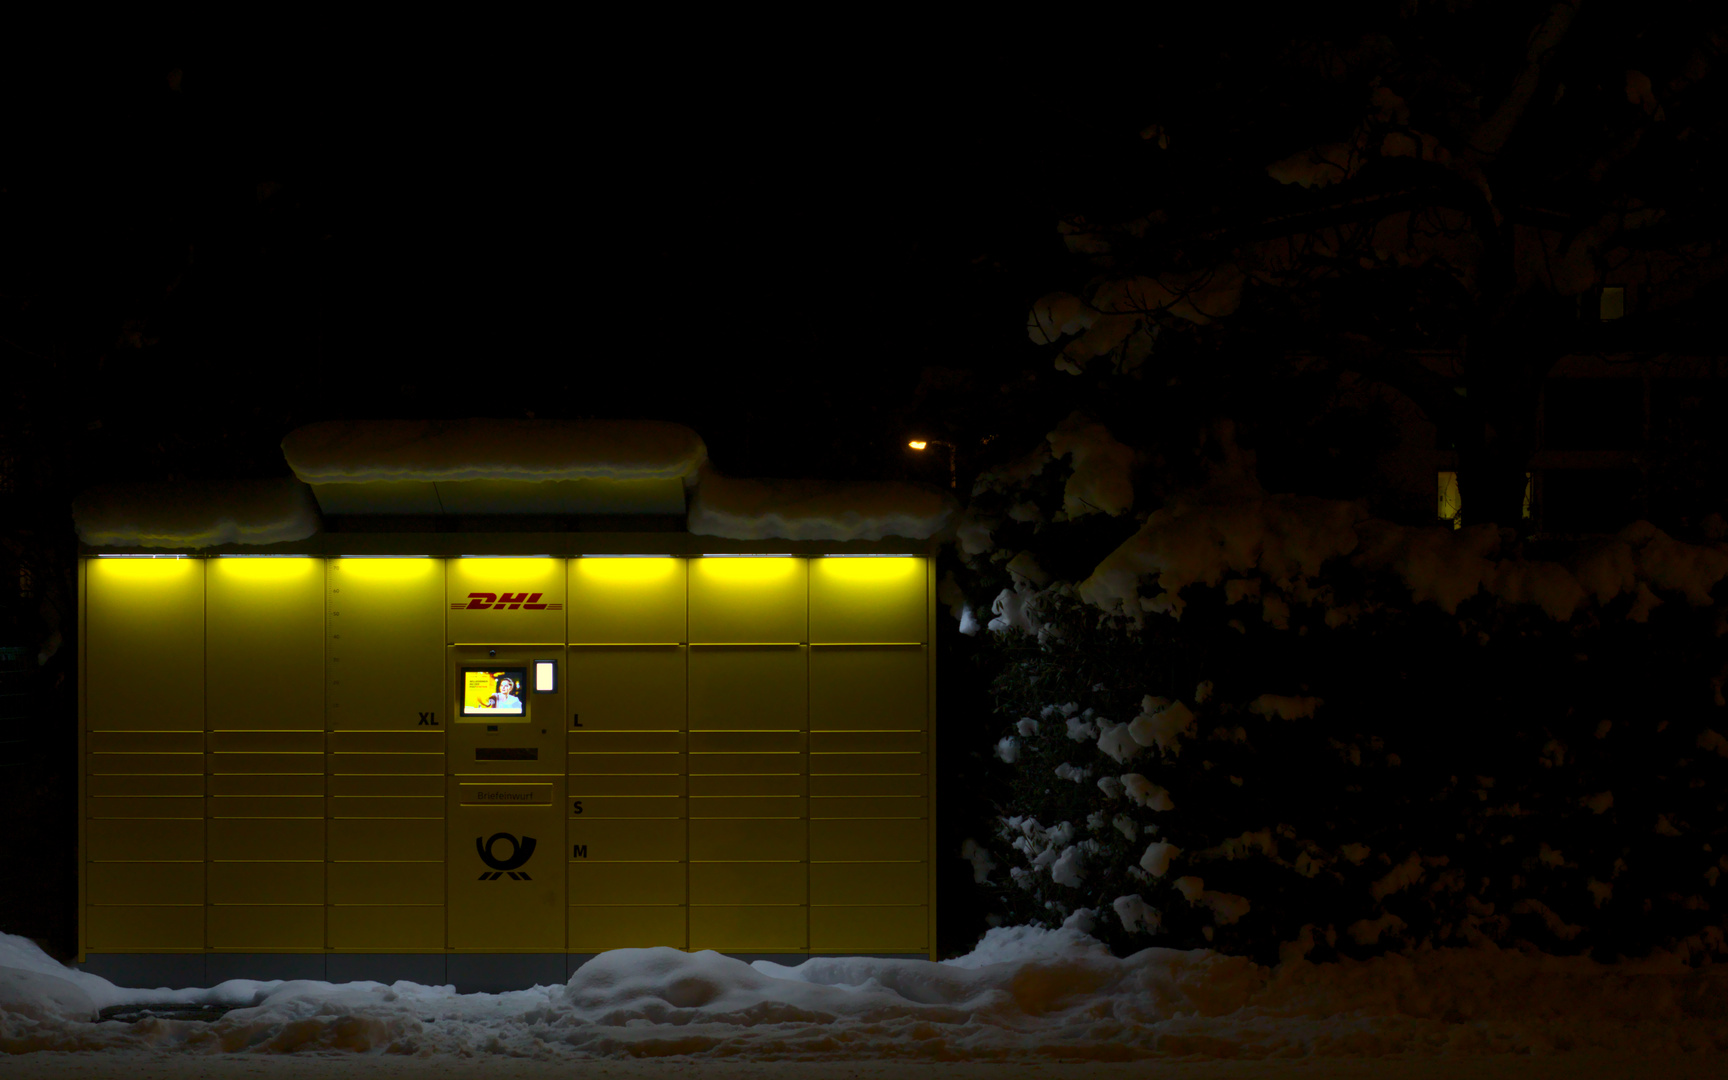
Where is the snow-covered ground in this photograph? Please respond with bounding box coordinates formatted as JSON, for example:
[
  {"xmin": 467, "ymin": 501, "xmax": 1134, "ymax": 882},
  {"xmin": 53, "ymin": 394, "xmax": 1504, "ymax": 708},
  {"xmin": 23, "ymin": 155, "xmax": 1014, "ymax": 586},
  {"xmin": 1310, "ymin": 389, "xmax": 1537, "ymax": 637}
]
[{"xmin": 4, "ymin": 928, "xmax": 1726, "ymax": 1077}]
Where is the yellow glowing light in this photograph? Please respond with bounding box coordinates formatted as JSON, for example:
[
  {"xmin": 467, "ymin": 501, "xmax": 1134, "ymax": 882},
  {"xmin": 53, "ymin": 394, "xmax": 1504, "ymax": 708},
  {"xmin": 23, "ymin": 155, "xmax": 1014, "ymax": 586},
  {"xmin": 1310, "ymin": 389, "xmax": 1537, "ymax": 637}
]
[
  {"xmin": 576, "ymin": 555, "xmax": 678, "ymax": 584},
  {"xmin": 334, "ymin": 555, "xmax": 440, "ymax": 581},
  {"xmin": 817, "ymin": 555, "xmax": 921, "ymax": 583},
  {"xmin": 91, "ymin": 556, "xmax": 199, "ymax": 582},
  {"xmin": 458, "ymin": 557, "xmax": 559, "ymax": 582},
  {"xmin": 211, "ymin": 556, "xmax": 318, "ymax": 582},
  {"xmin": 907, "ymin": 440, "xmax": 927, "ymax": 451},
  {"xmin": 695, "ymin": 555, "xmax": 799, "ymax": 583}
]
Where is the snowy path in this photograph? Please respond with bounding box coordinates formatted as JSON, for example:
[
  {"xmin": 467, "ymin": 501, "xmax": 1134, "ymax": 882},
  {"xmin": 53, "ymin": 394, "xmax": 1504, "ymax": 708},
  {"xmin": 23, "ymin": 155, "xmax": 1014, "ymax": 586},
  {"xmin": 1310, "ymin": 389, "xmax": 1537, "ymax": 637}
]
[{"xmin": 5, "ymin": 927, "xmax": 1725, "ymax": 1074}]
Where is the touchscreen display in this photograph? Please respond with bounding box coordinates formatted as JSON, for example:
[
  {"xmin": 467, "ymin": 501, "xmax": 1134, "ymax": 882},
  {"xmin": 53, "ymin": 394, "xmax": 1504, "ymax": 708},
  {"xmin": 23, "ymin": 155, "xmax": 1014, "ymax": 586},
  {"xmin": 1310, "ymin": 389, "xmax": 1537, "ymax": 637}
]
[{"xmin": 461, "ymin": 668, "xmax": 528, "ymax": 717}]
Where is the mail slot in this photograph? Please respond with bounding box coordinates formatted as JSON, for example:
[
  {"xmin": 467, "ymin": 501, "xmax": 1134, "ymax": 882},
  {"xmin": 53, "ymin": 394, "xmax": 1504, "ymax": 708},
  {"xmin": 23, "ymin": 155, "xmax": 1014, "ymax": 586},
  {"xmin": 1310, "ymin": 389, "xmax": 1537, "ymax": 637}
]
[{"xmin": 461, "ymin": 784, "xmax": 553, "ymax": 806}]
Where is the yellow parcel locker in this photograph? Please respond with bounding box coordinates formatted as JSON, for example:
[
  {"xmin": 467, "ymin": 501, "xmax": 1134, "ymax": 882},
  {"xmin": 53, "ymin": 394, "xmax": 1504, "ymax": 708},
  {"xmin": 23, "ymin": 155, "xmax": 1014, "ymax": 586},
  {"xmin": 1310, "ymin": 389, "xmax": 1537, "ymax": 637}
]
[
  {"xmin": 568, "ymin": 556, "xmax": 685, "ymax": 643},
  {"xmin": 689, "ymin": 556, "xmax": 805, "ymax": 644},
  {"xmin": 326, "ymin": 557, "xmax": 446, "ymax": 729},
  {"xmin": 808, "ymin": 556, "xmax": 927, "ymax": 644},
  {"xmin": 206, "ymin": 556, "xmax": 324, "ymax": 729},
  {"xmin": 86, "ymin": 556, "xmax": 204, "ymax": 731}
]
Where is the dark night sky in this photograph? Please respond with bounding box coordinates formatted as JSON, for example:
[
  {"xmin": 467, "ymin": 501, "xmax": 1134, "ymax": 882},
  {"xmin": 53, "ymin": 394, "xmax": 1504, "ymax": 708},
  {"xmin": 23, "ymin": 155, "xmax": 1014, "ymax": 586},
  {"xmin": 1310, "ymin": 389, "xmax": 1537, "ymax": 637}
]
[{"xmin": 10, "ymin": 48, "xmax": 1137, "ymax": 492}]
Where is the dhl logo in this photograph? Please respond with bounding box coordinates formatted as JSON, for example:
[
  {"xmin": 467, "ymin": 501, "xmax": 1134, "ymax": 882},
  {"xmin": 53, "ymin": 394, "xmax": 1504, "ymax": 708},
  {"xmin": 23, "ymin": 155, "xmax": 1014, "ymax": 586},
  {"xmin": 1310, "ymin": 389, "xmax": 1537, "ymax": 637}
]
[{"xmin": 451, "ymin": 592, "xmax": 564, "ymax": 611}]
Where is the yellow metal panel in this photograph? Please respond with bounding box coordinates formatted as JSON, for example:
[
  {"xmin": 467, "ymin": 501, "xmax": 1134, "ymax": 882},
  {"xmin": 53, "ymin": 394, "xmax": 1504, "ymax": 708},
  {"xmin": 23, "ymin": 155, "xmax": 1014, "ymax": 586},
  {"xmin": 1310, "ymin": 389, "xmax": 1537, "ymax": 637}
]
[
  {"xmin": 89, "ymin": 773, "xmax": 203, "ymax": 798},
  {"xmin": 809, "ymin": 906, "xmax": 926, "ymax": 952},
  {"xmin": 86, "ymin": 906, "xmax": 203, "ymax": 951},
  {"xmin": 208, "ymin": 753, "xmax": 324, "ymax": 774},
  {"xmin": 569, "ymin": 557, "xmax": 685, "ymax": 643},
  {"xmin": 86, "ymin": 557, "xmax": 203, "ymax": 731},
  {"xmin": 208, "ymin": 797, "xmax": 323, "ymax": 818},
  {"xmin": 327, "ymin": 906, "xmax": 445, "ymax": 950},
  {"xmin": 329, "ymin": 862, "xmax": 443, "ymax": 905},
  {"xmin": 688, "ymin": 731, "xmax": 804, "ymax": 754},
  {"xmin": 568, "ymin": 906, "xmax": 687, "ymax": 950},
  {"xmin": 329, "ymin": 774, "xmax": 443, "ymax": 798},
  {"xmin": 328, "ymin": 730, "xmax": 444, "ymax": 754},
  {"xmin": 88, "ymin": 863, "xmax": 204, "ymax": 906},
  {"xmin": 210, "ymin": 862, "xmax": 324, "ymax": 905},
  {"xmin": 688, "ymin": 774, "xmax": 805, "ymax": 798},
  {"xmin": 329, "ymin": 796, "xmax": 445, "ymax": 818},
  {"xmin": 809, "ymin": 648, "xmax": 927, "ymax": 731},
  {"xmin": 567, "ymin": 818, "xmax": 684, "ymax": 861},
  {"xmin": 810, "ymin": 797, "xmax": 926, "ymax": 819},
  {"xmin": 88, "ymin": 797, "xmax": 203, "ymax": 819},
  {"xmin": 329, "ymin": 753, "xmax": 445, "ymax": 774},
  {"xmin": 566, "ymin": 753, "xmax": 685, "ymax": 775},
  {"xmin": 208, "ymin": 730, "xmax": 324, "ymax": 753},
  {"xmin": 811, "ymin": 819, "xmax": 926, "ymax": 862},
  {"xmin": 208, "ymin": 906, "xmax": 324, "ymax": 950},
  {"xmin": 811, "ymin": 730, "xmax": 926, "ymax": 753},
  {"xmin": 569, "ymin": 797, "xmax": 685, "ymax": 818},
  {"xmin": 88, "ymin": 753, "xmax": 202, "ymax": 775},
  {"xmin": 689, "ymin": 754, "xmax": 805, "ymax": 776},
  {"xmin": 448, "ymin": 795, "xmax": 564, "ymax": 950},
  {"xmin": 88, "ymin": 819, "xmax": 201, "ymax": 861},
  {"xmin": 688, "ymin": 648, "xmax": 806, "ymax": 731},
  {"xmin": 330, "ymin": 819, "xmax": 444, "ymax": 862},
  {"xmin": 810, "ymin": 862, "xmax": 927, "ymax": 906},
  {"xmin": 207, "ymin": 557, "xmax": 324, "ymax": 730},
  {"xmin": 89, "ymin": 731, "xmax": 203, "ymax": 753},
  {"xmin": 447, "ymin": 557, "xmax": 565, "ymax": 644},
  {"xmin": 569, "ymin": 774, "xmax": 685, "ymax": 798},
  {"xmin": 568, "ymin": 863, "xmax": 685, "ymax": 905},
  {"xmin": 808, "ymin": 774, "xmax": 924, "ymax": 798},
  {"xmin": 566, "ymin": 647, "xmax": 685, "ymax": 731},
  {"xmin": 808, "ymin": 557, "xmax": 926, "ymax": 644},
  {"xmin": 208, "ymin": 773, "xmax": 324, "ymax": 797},
  {"xmin": 567, "ymin": 730, "xmax": 684, "ymax": 754},
  {"xmin": 811, "ymin": 753, "xmax": 926, "ymax": 775},
  {"xmin": 689, "ymin": 862, "xmax": 804, "ymax": 905},
  {"xmin": 209, "ymin": 819, "xmax": 323, "ymax": 862},
  {"xmin": 689, "ymin": 819, "xmax": 804, "ymax": 861},
  {"xmin": 689, "ymin": 797, "xmax": 803, "ymax": 818},
  {"xmin": 688, "ymin": 557, "xmax": 806, "ymax": 643},
  {"xmin": 689, "ymin": 906, "xmax": 806, "ymax": 952},
  {"xmin": 326, "ymin": 557, "xmax": 445, "ymax": 731}
]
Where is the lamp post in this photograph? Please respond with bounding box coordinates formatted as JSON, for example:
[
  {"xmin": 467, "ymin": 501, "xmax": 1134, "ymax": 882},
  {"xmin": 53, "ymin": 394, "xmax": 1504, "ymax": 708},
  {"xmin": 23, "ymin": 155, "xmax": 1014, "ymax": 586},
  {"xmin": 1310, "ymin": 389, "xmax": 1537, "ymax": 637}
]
[{"xmin": 907, "ymin": 439, "xmax": 956, "ymax": 489}]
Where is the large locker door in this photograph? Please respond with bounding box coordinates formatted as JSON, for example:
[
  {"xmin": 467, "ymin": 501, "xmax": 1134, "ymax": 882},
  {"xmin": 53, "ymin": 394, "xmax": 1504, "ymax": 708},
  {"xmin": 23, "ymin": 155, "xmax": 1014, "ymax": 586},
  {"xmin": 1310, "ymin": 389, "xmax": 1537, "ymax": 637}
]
[
  {"xmin": 84, "ymin": 557, "xmax": 206, "ymax": 952},
  {"xmin": 807, "ymin": 557, "xmax": 931, "ymax": 954},
  {"xmin": 687, "ymin": 557, "xmax": 808, "ymax": 952},
  {"xmin": 566, "ymin": 555, "xmax": 688, "ymax": 950},
  {"xmin": 206, "ymin": 556, "xmax": 326, "ymax": 952},
  {"xmin": 324, "ymin": 557, "xmax": 447, "ymax": 951}
]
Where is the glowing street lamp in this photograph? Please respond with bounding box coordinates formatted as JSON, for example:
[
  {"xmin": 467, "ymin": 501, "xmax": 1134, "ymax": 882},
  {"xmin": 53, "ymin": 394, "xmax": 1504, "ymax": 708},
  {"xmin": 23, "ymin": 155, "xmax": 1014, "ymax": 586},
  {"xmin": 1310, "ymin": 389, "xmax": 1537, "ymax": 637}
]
[{"xmin": 907, "ymin": 438, "xmax": 956, "ymax": 489}]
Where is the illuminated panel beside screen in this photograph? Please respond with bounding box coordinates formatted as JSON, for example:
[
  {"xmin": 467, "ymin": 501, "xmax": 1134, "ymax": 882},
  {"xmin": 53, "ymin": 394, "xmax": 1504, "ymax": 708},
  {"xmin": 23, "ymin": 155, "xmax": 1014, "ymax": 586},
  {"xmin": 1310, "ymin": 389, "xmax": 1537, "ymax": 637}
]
[
  {"xmin": 534, "ymin": 660, "xmax": 556, "ymax": 692},
  {"xmin": 461, "ymin": 668, "xmax": 528, "ymax": 719}
]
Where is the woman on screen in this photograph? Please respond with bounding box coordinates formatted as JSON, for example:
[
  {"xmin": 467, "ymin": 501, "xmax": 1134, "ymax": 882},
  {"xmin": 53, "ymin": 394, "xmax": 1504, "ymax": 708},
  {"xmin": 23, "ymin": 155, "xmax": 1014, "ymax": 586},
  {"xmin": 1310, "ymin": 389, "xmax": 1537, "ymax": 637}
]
[{"xmin": 486, "ymin": 676, "xmax": 522, "ymax": 712}]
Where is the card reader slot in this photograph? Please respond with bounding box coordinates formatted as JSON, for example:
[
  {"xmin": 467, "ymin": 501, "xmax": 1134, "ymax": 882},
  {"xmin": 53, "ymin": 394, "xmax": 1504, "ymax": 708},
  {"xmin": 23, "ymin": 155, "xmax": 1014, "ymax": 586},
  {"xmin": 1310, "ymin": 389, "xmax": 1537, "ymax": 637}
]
[{"xmin": 475, "ymin": 747, "xmax": 539, "ymax": 761}]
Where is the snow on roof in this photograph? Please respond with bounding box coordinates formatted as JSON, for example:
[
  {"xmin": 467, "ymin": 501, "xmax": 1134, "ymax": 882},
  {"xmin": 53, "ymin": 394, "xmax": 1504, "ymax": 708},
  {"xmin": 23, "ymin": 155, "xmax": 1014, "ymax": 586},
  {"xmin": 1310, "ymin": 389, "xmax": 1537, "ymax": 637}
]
[
  {"xmin": 688, "ymin": 470, "xmax": 957, "ymax": 541},
  {"xmin": 73, "ymin": 477, "xmax": 320, "ymax": 549},
  {"xmin": 281, "ymin": 419, "xmax": 707, "ymax": 484}
]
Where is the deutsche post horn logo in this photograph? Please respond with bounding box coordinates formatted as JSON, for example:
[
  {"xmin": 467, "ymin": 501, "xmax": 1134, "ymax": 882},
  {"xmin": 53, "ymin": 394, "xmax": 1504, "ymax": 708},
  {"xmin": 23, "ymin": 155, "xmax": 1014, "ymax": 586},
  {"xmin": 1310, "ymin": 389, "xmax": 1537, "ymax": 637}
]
[{"xmin": 477, "ymin": 832, "xmax": 537, "ymax": 880}]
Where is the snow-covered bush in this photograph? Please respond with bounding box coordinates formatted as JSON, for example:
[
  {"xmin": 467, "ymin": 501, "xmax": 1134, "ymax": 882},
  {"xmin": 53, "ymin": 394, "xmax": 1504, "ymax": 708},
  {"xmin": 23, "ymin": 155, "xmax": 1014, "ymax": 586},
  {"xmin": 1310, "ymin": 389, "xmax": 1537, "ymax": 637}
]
[{"xmin": 952, "ymin": 422, "xmax": 1728, "ymax": 965}]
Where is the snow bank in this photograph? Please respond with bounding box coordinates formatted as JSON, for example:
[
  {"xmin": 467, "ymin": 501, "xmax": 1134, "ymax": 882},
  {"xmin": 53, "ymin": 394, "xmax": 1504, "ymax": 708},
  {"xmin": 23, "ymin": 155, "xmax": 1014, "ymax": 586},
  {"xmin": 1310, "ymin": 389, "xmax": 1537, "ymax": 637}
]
[
  {"xmin": 688, "ymin": 469, "xmax": 956, "ymax": 541},
  {"xmin": 73, "ymin": 477, "xmax": 320, "ymax": 548},
  {"xmin": 281, "ymin": 419, "xmax": 708, "ymax": 483},
  {"xmin": 4, "ymin": 929, "xmax": 1726, "ymax": 1060}
]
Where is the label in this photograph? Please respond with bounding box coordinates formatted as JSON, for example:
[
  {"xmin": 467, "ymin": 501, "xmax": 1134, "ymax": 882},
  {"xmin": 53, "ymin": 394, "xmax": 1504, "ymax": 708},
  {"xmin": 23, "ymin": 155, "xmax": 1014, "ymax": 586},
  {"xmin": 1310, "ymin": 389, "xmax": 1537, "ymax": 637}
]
[{"xmin": 461, "ymin": 784, "xmax": 553, "ymax": 806}]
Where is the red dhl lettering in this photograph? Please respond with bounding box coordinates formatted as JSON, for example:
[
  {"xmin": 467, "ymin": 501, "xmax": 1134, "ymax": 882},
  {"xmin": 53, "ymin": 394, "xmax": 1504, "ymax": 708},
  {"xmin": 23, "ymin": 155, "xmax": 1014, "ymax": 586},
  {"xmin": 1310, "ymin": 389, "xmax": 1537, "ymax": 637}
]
[{"xmin": 465, "ymin": 591, "xmax": 546, "ymax": 610}]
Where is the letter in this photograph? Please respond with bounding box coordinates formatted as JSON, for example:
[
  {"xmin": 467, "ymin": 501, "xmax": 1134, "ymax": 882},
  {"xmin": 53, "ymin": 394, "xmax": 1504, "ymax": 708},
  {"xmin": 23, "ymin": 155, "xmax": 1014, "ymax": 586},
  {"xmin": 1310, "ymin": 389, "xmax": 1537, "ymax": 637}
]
[
  {"xmin": 499, "ymin": 592, "xmax": 529, "ymax": 610},
  {"xmin": 571, "ymin": 800, "xmax": 583, "ymax": 815},
  {"xmin": 466, "ymin": 592, "xmax": 497, "ymax": 610},
  {"xmin": 572, "ymin": 844, "xmax": 588, "ymax": 859},
  {"xmin": 523, "ymin": 592, "xmax": 547, "ymax": 610},
  {"xmin": 572, "ymin": 713, "xmax": 583, "ymax": 728}
]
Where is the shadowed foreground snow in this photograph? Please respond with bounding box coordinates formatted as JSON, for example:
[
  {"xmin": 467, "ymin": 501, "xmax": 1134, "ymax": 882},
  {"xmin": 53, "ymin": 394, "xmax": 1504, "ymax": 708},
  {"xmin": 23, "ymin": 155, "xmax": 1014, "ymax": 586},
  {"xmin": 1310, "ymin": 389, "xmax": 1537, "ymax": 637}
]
[{"xmin": 4, "ymin": 928, "xmax": 1726, "ymax": 1067}]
